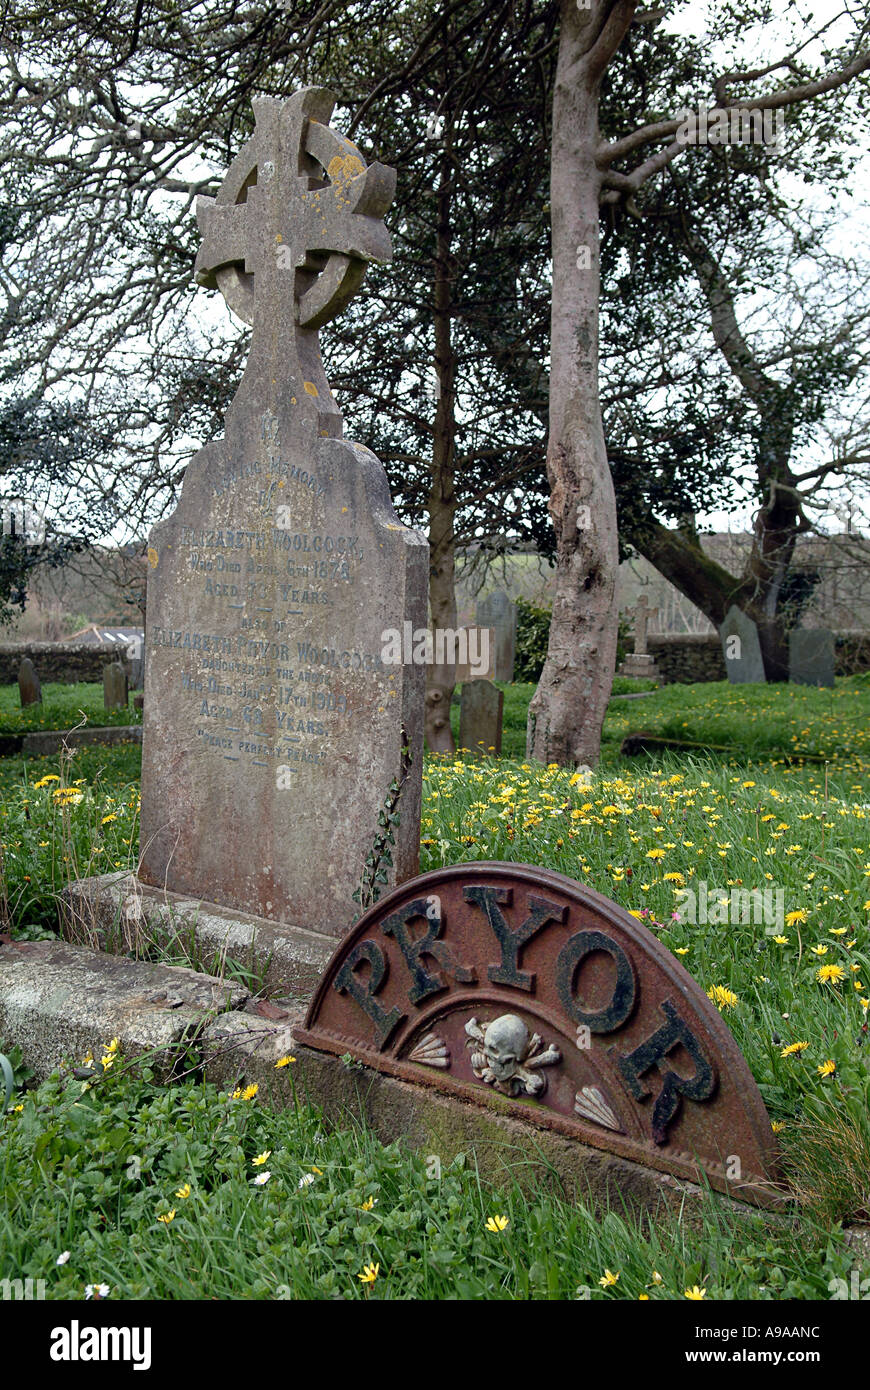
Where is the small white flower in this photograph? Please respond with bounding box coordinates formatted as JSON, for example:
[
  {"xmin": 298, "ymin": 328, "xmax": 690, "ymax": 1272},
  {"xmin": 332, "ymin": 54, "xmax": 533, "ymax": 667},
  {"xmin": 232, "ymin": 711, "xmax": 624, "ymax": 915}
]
[
  {"xmin": 298, "ymin": 1172, "xmax": 315, "ymax": 1189},
  {"xmin": 253, "ymin": 1171, "xmax": 272, "ymax": 1186},
  {"xmin": 84, "ymin": 1282, "xmax": 110, "ymax": 1300},
  {"xmin": 56, "ymin": 1251, "xmax": 71, "ymax": 1266}
]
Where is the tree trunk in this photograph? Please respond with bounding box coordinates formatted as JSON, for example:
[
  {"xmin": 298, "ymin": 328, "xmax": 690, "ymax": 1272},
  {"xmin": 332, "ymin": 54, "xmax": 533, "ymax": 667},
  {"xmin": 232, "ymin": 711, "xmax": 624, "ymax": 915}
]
[
  {"xmin": 424, "ymin": 127, "xmax": 458, "ymax": 754},
  {"xmin": 527, "ymin": 3, "xmax": 624, "ymax": 767}
]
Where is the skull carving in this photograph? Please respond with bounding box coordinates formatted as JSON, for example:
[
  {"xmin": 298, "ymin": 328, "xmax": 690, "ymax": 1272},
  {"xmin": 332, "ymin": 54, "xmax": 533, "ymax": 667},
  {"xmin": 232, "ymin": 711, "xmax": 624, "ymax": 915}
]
[
  {"xmin": 483, "ymin": 1015, "xmax": 529, "ymax": 1082},
  {"xmin": 465, "ymin": 1013, "xmax": 561, "ymax": 1098}
]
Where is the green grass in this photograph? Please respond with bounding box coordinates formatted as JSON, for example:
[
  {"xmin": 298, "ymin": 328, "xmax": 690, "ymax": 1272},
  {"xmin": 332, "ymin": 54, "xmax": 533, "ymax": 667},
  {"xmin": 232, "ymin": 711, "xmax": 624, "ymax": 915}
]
[
  {"xmin": 3, "ymin": 674, "xmax": 870, "ymax": 1259},
  {"xmin": 0, "ymin": 680, "xmax": 141, "ymax": 735},
  {"xmin": 0, "ymin": 1056, "xmax": 858, "ymax": 1300},
  {"xmin": 478, "ymin": 673, "xmax": 870, "ymax": 768}
]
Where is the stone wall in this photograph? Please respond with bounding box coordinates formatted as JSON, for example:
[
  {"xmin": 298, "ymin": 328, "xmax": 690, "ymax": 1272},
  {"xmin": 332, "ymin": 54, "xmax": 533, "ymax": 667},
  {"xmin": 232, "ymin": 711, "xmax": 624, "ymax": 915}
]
[
  {"xmin": 0, "ymin": 641, "xmax": 132, "ymax": 686},
  {"xmin": 648, "ymin": 630, "xmax": 870, "ymax": 684}
]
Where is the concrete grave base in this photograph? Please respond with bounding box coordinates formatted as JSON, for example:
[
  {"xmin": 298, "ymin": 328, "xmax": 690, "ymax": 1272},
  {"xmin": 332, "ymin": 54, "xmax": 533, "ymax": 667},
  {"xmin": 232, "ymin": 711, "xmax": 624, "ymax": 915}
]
[
  {"xmin": 617, "ymin": 653, "xmax": 659, "ymax": 680},
  {"xmin": 61, "ymin": 871, "xmax": 335, "ymax": 1003},
  {"xmin": 0, "ymin": 939, "xmax": 246, "ymax": 1081}
]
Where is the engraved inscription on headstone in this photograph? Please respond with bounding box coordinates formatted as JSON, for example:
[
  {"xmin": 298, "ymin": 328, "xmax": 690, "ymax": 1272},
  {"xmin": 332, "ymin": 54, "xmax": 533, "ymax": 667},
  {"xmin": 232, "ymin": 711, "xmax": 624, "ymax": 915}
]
[
  {"xmin": 138, "ymin": 89, "xmax": 428, "ymax": 936},
  {"xmin": 104, "ymin": 661, "xmax": 129, "ymax": 711},
  {"xmin": 789, "ymin": 627, "xmax": 835, "ymax": 688},
  {"xmin": 296, "ymin": 863, "xmax": 781, "ymax": 1205},
  {"xmin": 720, "ymin": 604, "xmax": 766, "ymax": 684},
  {"xmin": 476, "ymin": 591, "xmax": 515, "ymax": 683},
  {"xmin": 17, "ymin": 657, "xmax": 42, "ymax": 707},
  {"xmin": 459, "ymin": 678, "xmax": 503, "ymax": 756}
]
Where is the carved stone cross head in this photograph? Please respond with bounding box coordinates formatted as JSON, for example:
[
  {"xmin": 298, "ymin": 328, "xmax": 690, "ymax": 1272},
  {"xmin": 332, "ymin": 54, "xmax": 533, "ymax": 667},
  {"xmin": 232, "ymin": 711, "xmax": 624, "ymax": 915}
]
[
  {"xmin": 194, "ymin": 87, "xmax": 396, "ymax": 434},
  {"xmin": 627, "ymin": 593, "xmax": 658, "ymax": 655}
]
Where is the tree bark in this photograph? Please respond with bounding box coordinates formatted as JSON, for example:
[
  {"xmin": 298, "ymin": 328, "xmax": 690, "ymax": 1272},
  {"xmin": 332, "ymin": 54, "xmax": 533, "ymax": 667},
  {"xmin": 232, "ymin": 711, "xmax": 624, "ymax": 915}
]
[
  {"xmin": 424, "ymin": 125, "xmax": 459, "ymax": 754},
  {"xmin": 527, "ymin": 1, "xmax": 631, "ymax": 766}
]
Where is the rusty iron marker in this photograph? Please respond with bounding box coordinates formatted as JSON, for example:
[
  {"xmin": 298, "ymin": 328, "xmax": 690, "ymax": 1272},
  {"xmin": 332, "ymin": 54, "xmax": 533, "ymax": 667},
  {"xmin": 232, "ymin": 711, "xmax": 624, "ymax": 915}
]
[{"xmin": 295, "ymin": 862, "xmax": 782, "ymax": 1206}]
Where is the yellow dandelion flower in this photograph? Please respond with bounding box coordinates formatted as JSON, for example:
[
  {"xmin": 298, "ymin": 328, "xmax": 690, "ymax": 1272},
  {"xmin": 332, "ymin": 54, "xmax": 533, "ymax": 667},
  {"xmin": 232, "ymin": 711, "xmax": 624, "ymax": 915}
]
[
  {"xmin": 817, "ymin": 964, "xmax": 847, "ymax": 985},
  {"xmin": 358, "ymin": 1262, "xmax": 379, "ymax": 1286},
  {"xmin": 780, "ymin": 1041, "xmax": 809, "ymax": 1057},
  {"xmin": 485, "ymin": 1214, "xmax": 509, "ymax": 1233},
  {"xmin": 175, "ymin": 1183, "xmax": 191, "ymax": 1199},
  {"xmin": 252, "ymin": 1150, "xmax": 272, "ymax": 1166},
  {"xmin": 598, "ymin": 1269, "xmax": 620, "ymax": 1287},
  {"xmin": 817, "ymin": 1060, "xmax": 836, "ymax": 1078},
  {"xmin": 685, "ymin": 1286, "xmax": 707, "ymax": 1300},
  {"xmin": 275, "ymin": 1055, "xmax": 295, "ymax": 1067},
  {"xmin": 157, "ymin": 1209, "xmax": 176, "ymax": 1224},
  {"xmin": 706, "ymin": 985, "xmax": 738, "ymax": 1011}
]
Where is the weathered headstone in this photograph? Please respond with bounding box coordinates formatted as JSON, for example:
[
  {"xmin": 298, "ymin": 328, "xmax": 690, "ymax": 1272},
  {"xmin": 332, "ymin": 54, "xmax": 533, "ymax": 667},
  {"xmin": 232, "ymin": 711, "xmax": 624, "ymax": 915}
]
[
  {"xmin": 138, "ymin": 89, "xmax": 428, "ymax": 938},
  {"xmin": 125, "ymin": 633, "xmax": 145, "ymax": 690},
  {"xmin": 459, "ymin": 679, "xmax": 503, "ymax": 756},
  {"xmin": 454, "ymin": 626, "xmax": 495, "ymax": 684},
  {"xmin": 476, "ymin": 590, "xmax": 516, "ymax": 682},
  {"xmin": 296, "ymin": 863, "xmax": 781, "ymax": 1205},
  {"xmin": 104, "ymin": 661, "xmax": 129, "ymax": 711},
  {"xmin": 789, "ymin": 627, "xmax": 835, "ymax": 688},
  {"xmin": 618, "ymin": 593, "xmax": 660, "ymax": 679},
  {"xmin": 720, "ymin": 604, "xmax": 766, "ymax": 684},
  {"xmin": 17, "ymin": 657, "xmax": 41, "ymax": 707}
]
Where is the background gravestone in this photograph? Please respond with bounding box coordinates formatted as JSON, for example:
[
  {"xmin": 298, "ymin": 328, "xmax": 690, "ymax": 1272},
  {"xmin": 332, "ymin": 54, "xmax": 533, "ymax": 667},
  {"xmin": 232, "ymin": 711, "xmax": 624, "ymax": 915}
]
[
  {"xmin": 719, "ymin": 605, "xmax": 766, "ymax": 684},
  {"xmin": 104, "ymin": 661, "xmax": 129, "ymax": 710},
  {"xmin": 459, "ymin": 678, "xmax": 503, "ymax": 756},
  {"xmin": 454, "ymin": 625, "xmax": 496, "ymax": 684},
  {"xmin": 18, "ymin": 657, "xmax": 42, "ymax": 707},
  {"xmin": 476, "ymin": 590, "xmax": 516, "ymax": 682},
  {"xmin": 126, "ymin": 636, "xmax": 145, "ymax": 690},
  {"xmin": 138, "ymin": 89, "xmax": 427, "ymax": 938},
  {"xmin": 789, "ymin": 627, "xmax": 835, "ymax": 688},
  {"xmin": 618, "ymin": 594, "xmax": 659, "ymax": 680}
]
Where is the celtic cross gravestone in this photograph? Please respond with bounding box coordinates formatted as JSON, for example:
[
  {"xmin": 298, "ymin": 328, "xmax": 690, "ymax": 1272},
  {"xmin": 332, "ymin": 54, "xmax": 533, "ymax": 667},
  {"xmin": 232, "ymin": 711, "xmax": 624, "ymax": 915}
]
[{"xmin": 138, "ymin": 89, "xmax": 428, "ymax": 936}]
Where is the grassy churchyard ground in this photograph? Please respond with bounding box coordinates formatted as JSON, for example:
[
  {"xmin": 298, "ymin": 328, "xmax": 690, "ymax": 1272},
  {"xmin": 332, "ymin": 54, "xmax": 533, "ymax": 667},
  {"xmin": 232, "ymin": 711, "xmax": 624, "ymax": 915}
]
[{"xmin": 1, "ymin": 675, "xmax": 869, "ymax": 1299}]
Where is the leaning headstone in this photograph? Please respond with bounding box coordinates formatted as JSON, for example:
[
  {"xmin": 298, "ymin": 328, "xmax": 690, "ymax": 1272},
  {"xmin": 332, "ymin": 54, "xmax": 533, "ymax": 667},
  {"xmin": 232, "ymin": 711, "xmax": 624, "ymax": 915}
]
[
  {"xmin": 789, "ymin": 627, "xmax": 835, "ymax": 688},
  {"xmin": 618, "ymin": 594, "xmax": 660, "ymax": 679},
  {"xmin": 18, "ymin": 657, "xmax": 42, "ymax": 707},
  {"xmin": 296, "ymin": 862, "xmax": 781, "ymax": 1206},
  {"xmin": 459, "ymin": 678, "xmax": 503, "ymax": 756},
  {"xmin": 719, "ymin": 604, "xmax": 766, "ymax": 684},
  {"xmin": 104, "ymin": 661, "xmax": 129, "ymax": 711},
  {"xmin": 138, "ymin": 89, "xmax": 427, "ymax": 939},
  {"xmin": 476, "ymin": 590, "xmax": 516, "ymax": 682}
]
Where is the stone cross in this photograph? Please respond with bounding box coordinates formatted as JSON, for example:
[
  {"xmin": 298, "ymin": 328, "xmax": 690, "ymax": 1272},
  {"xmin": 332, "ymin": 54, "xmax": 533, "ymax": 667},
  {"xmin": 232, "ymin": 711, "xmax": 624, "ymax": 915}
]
[
  {"xmin": 626, "ymin": 594, "xmax": 658, "ymax": 656},
  {"xmin": 138, "ymin": 89, "xmax": 427, "ymax": 939},
  {"xmin": 194, "ymin": 88, "xmax": 395, "ymax": 437}
]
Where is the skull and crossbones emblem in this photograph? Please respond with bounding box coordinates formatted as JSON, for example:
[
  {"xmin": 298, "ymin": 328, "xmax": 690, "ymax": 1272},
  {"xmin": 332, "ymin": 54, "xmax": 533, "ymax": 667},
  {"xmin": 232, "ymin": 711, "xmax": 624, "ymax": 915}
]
[{"xmin": 465, "ymin": 1014, "xmax": 561, "ymax": 1098}]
